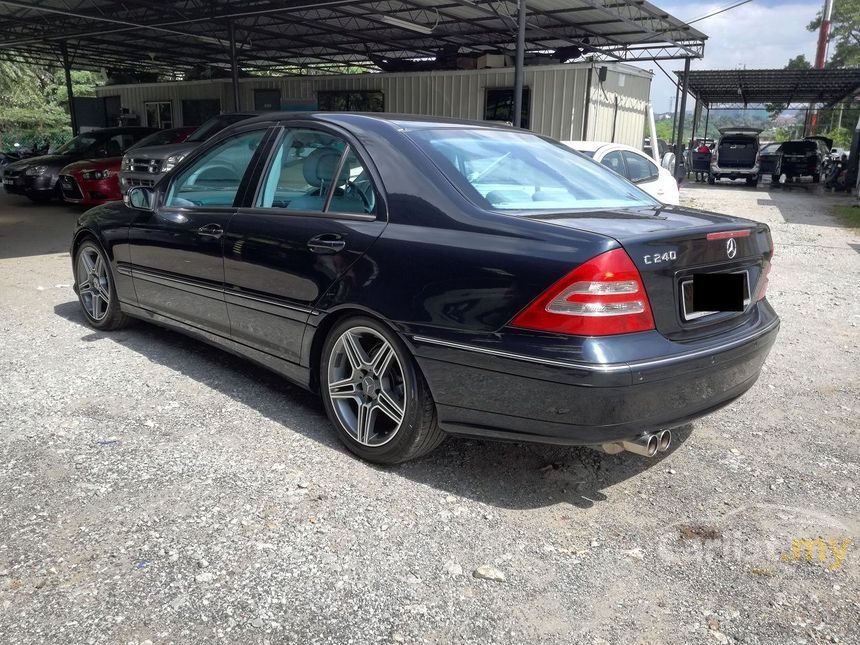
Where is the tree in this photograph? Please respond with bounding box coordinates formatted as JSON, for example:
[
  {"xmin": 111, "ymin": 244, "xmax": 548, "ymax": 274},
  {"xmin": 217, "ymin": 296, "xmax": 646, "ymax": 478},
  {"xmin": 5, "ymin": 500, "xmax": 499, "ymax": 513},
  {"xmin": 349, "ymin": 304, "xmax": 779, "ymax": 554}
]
[
  {"xmin": 808, "ymin": 0, "xmax": 860, "ymax": 68},
  {"xmin": 765, "ymin": 55, "xmax": 812, "ymax": 120}
]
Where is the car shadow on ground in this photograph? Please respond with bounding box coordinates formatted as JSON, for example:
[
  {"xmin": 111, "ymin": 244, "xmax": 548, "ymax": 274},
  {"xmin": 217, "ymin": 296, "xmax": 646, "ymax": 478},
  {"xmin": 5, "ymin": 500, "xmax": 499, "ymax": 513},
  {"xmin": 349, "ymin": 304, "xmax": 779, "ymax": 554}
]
[{"xmin": 54, "ymin": 300, "xmax": 689, "ymax": 511}]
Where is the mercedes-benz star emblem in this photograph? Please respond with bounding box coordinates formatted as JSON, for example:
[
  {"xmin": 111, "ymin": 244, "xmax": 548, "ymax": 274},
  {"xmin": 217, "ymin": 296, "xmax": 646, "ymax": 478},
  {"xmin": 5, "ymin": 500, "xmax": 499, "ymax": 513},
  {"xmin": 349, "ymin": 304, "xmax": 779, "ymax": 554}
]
[{"xmin": 726, "ymin": 238, "xmax": 737, "ymax": 259}]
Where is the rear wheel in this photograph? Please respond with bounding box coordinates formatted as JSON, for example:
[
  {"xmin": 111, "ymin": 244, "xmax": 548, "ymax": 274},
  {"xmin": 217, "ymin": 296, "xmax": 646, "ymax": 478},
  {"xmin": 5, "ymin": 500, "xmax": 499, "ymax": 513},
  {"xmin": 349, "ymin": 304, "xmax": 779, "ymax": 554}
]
[
  {"xmin": 320, "ymin": 316, "xmax": 444, "ymax": 464},
  {"xmin": 707, "ymin": 175, "xmax": 716, "ymax": 185},
  {"xmin": 74, "ymin": 239, "xmax": 130, "ymax": 331}
]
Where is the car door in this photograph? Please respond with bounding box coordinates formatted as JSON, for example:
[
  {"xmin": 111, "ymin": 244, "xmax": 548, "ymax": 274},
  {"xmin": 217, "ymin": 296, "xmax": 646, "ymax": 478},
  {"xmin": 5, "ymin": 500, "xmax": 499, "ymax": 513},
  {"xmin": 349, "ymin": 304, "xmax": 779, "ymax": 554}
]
[
  {"xmin": 128, "ymin": 127, "xmax": 268, "ymax": 335},
  {"xmin": 224, "ymin": 125, "xmax": 387, "ymax": 364}
]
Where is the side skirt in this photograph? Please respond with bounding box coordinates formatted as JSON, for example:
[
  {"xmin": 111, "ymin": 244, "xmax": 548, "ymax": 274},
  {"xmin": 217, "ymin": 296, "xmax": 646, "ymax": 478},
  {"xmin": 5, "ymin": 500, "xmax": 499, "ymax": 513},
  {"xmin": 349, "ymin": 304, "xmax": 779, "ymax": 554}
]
[{"xmin": 120, "ymin": 301, "xmax": 313, "ymax": 391}]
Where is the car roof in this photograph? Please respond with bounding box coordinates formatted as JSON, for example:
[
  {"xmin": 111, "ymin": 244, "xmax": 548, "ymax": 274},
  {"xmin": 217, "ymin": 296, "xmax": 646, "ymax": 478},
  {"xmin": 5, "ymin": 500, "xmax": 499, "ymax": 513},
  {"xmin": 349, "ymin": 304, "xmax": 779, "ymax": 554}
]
[
  {"xmin": 242, "ymin": 111, "xmax": 525, "ymax": 134},
  {"xmin": 562, "ymin": 141, "xmax": 649, "ymax": 156}
]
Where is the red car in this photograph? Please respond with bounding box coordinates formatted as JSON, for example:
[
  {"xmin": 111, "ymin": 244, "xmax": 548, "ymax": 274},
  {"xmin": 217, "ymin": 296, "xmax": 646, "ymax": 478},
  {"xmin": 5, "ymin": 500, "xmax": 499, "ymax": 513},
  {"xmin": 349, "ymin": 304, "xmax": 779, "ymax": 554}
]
[{"xmin": 59, "ymin": 126, "xmax": 194, "ymax": 205}]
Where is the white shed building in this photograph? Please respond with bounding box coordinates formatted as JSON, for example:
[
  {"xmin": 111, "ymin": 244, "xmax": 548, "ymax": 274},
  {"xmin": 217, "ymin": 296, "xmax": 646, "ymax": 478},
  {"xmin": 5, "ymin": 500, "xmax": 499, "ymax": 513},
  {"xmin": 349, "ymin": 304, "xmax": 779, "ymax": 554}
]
[{"xmin": 95, "ymin": 62, "xmax": 652, "ymax": 148}]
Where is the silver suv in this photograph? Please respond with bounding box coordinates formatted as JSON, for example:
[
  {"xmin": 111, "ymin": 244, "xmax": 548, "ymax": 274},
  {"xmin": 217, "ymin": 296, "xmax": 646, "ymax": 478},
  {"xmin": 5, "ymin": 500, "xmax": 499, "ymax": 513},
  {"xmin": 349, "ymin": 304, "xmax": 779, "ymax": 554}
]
[
  {"xmin": 120, "ymin": 113, "xmax": 256, "ymax": 194},
  {"xmin": 709, "ymin": 127, "xmax": 762, "ymax": 186}
]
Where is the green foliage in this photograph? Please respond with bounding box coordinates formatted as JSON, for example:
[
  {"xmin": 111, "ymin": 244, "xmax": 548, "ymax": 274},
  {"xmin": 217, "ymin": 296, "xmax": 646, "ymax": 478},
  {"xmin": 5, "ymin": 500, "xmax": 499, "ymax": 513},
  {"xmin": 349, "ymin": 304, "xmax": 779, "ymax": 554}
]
[
  {"xmin": 808, "ymin": 0, "xmax": 860, "ymax": 68},
  {"xmin": 0, "ymin": 59, "xmax": 101, "ymax": 150},
  {"xmin": 822, "ymin": 127, "xmax": 852, "ymax": 149}
]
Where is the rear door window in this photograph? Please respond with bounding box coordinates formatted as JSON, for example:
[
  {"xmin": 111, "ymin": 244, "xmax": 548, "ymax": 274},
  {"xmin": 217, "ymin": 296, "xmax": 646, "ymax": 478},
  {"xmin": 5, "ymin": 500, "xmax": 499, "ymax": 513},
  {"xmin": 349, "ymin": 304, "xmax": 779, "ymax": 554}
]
[
  {"xmin": 622, "ymin": 151, "xmax": 658, "ymax": 183},
  {"xmin": 600, "ymin": 151, "xmax": 625, "ymax": 176},
  {"xmin": 256, "ymin": 128, "xmax": 376, "ymax": 215}
]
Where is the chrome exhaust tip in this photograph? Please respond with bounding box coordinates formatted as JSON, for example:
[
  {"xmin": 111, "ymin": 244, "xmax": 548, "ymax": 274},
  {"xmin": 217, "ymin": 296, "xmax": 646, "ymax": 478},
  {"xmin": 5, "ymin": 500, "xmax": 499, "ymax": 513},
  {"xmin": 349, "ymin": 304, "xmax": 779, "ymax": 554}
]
[
  {"xmin": 657, "ymin": 429, "xmax": 672, "ymax": 452},
  {"xmin": 620, "ymin": 433, "xmax": 659, "ymax": 457}
]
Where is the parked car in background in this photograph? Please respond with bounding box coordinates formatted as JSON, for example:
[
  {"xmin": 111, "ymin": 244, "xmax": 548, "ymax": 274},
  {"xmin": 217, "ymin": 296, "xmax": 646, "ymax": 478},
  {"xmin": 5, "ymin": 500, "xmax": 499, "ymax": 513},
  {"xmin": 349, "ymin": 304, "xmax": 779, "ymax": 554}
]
[
  {"xmin": 120, "ymin": 113, "xmax": 256, "ymax": 194},
  {"xmin": 59, "ymin": 127, "xmax": 195, "ymax": 206},
  {"xmin": 757, "ymin": 142, "xmax": 783, "ymax": 182},
  {"xmin": 709, "ymin": 127, "xmax": 761, "ymax": 186},
  {"xmin": 779, "ymin": 137, "xmax": 831, "ymax": 183},
  {"xmin": 71, "ymin": 114, "xmax": 777, "ymax": 464},
  {"xmin": 643, "ymin": 137, "xmax": 673, "ymax": 170},
  {"xmin": 3, "ymin": 127, "xmax": 157, "ymax": 202},
  {"xmin": 564, "ymin": 141, "xmax": 680, "ymax": 205}
]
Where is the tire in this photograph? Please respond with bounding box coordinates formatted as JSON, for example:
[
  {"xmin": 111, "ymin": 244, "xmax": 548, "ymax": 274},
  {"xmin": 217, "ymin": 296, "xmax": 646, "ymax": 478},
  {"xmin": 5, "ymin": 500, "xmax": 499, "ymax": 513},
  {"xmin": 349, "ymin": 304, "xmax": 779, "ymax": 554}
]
[
  {"xmin": 771, "ymin": 174, "xmax": 780, "ymax": 184},
  {"xmin": 707, "ymin": 175, "xmax": 715, "ymax": 185},
  {"xmin": 745, "ymin": 177, "xmax": 757, "ymax": 186},
  {"xmin": 812, "ymin": 173, "xmax": 820, "ymax": 184},
  {"xmin": 73, "ymin": 238, "xmax": 130, "ymax": 331},
  {"xmin": 320, "ymin": 316, "xmax": 445, "ymax": 464}
]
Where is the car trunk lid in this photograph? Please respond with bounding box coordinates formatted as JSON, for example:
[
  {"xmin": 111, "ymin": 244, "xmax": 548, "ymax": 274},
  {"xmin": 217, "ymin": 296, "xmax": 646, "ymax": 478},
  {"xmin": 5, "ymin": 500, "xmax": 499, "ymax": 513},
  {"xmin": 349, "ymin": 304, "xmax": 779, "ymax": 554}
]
[{"xmin": 522, "ymin": 206, "xmax": 773, "ymax": 340}]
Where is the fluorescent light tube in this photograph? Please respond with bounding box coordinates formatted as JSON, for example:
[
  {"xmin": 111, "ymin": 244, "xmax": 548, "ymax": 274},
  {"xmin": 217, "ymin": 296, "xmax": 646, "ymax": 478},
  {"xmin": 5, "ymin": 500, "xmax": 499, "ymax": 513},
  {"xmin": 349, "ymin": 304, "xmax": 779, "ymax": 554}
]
[{"xmin": 378, "ymin": 15, "xmax": 434, "ymax": 35}]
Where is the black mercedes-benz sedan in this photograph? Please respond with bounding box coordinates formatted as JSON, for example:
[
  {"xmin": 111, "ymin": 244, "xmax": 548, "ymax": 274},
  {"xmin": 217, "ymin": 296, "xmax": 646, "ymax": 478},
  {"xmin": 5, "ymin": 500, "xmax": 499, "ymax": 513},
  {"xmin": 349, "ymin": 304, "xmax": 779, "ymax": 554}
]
[{"xmin": 70, "ymin": 113, "xmax": 779, "ymax": 464}]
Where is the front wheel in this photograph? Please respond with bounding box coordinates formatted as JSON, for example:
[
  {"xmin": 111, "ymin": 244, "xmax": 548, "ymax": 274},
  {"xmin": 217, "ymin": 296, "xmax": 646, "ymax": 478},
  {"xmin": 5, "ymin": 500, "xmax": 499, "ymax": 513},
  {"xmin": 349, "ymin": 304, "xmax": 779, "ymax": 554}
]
[
  {"xmin": 320, "ymin": 316, "xmax": 445, "ymax": 464},
  {"xmin": 74, "ymin": 239, "xmax": 130, "ymax": 330}
]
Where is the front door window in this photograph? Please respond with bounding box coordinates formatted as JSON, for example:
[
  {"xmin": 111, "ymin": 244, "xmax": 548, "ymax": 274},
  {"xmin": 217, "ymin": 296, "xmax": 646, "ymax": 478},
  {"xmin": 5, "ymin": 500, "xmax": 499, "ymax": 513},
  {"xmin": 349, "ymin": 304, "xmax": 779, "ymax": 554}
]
[{"xmin": 165, "ymin": 130, "xmax": 266, "ymax": 208}]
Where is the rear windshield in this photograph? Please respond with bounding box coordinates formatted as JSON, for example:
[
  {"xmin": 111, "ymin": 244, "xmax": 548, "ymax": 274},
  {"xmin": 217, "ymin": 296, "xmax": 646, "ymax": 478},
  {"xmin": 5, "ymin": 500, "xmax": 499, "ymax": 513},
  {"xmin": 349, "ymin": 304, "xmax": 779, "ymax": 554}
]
[
  {"xmin": 781, "ymin": 141, "xmax": 816, "ymax": 154},
  {"xmin": 760, "ymin": 143, "xmax": 782, "ymax": 154},
  {"xmin": 187, "ymin": 114, "xmax": 252, "ymax": 143},
  {"xmin": 409, "ymin": 129, "xmax": 658, "ymax": 212},
  {"xmin": 130, "ymin": 128, "xmax": 183, "ymax": 149}
]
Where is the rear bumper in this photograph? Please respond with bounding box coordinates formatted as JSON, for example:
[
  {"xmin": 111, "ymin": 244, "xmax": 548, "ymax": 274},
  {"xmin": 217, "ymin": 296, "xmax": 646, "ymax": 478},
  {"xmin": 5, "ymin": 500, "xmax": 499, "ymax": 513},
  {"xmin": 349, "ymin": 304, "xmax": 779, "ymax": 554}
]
[
  {"xmin": 409, "ymin": 303, "xmax": 779, "ymax": 445},
  {"xmin": 710, "ymin": 164, "xmax": 758, "ymax": 177}
]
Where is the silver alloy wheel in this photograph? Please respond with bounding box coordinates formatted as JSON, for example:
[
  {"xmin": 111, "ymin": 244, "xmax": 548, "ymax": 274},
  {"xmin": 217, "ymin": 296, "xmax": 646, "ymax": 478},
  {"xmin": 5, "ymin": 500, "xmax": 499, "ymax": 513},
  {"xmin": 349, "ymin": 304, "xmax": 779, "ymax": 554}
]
[
  {"xmin": 327, "ymin": 326, "xmax": 406, "ymax": 447},
  {"xmin": 76, "ymin": 245, "xmax": 111, "ymax": 321}
]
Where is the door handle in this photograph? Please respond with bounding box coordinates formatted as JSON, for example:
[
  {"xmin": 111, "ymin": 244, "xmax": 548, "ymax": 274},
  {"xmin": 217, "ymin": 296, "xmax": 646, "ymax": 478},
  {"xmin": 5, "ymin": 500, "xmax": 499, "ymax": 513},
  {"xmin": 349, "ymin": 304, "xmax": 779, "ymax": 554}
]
[
  {"xmin": 307, "ymin": 233, "xmax": 346, "ymax": 254},
  {"xmin": 197, "ymin": 223, "xmax": 224, "ymax": 239}
]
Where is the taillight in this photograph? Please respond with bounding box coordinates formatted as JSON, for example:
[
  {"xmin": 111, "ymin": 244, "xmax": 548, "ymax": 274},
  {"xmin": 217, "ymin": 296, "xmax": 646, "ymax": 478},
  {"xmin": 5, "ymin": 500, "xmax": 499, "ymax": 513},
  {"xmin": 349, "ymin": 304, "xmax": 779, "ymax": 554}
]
[{"xmin": 510, "ymin": 248, "xmax": 655, "ymax": 336}]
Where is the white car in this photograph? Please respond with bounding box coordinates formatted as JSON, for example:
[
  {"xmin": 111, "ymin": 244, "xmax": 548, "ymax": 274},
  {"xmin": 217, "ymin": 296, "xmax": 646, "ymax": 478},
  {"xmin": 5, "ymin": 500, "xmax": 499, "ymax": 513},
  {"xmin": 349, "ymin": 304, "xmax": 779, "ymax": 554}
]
[{"xmin": 562, "ymin": 141, "xmax": 680, "ymax": 205}]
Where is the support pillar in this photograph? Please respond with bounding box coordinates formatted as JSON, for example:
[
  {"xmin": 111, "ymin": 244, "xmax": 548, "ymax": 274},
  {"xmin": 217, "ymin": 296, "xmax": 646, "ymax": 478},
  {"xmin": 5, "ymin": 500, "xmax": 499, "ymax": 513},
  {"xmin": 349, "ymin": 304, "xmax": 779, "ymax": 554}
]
[
  {"xmin": 229, "ymin": 21, "xmax": 241, "ymax": 112},
  {"xmin": 512, "ymin": 0, "xmax": 527, "ymax": 128},
  {"xmin": 674, "ymin": 57, "xmax": 691, "ymax": 180},
  {"xmin": 60, "ymin": 41, "xmax": 77, "ymax": 135}
]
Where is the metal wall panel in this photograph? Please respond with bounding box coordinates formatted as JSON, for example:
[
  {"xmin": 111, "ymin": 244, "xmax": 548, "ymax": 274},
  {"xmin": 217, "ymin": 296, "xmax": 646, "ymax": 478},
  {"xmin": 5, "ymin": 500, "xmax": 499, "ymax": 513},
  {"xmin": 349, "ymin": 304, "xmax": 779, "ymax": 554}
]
[
  {"xmin": 584, "ymin": 66, "xmax": 651, "ymax": 148},
  {"xmin": 97, "ymin": 63, "xmax": 651, "ymax": 145}
]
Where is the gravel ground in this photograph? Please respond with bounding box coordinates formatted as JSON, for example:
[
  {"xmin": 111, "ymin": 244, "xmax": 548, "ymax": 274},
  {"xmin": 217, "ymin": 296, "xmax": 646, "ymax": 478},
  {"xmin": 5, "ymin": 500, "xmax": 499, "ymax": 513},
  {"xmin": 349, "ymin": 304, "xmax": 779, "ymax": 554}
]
[{"xmin": 0, "ymin": 183, "xmax": 858, "ymax": 645}]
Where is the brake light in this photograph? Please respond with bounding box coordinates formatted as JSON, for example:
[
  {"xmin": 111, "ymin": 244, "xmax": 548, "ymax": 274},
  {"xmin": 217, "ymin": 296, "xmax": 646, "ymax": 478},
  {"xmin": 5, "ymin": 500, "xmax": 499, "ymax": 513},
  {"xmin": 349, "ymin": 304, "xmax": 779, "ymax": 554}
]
[
  {"xmin": 511, "ymin": 248, "xmax": 655, "ymax": 336},
  {"xmin": 707, "ymin": 229, "xmax": 751, "ymax": 240}
]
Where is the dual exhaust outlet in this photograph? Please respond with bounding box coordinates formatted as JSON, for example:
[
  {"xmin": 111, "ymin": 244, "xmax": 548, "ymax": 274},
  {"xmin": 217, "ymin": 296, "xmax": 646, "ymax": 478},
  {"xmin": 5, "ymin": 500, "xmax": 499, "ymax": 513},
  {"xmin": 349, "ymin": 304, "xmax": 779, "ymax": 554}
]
[{"xmin": 601, "ymin": 429, "xmax": 672, "ymax": 458}]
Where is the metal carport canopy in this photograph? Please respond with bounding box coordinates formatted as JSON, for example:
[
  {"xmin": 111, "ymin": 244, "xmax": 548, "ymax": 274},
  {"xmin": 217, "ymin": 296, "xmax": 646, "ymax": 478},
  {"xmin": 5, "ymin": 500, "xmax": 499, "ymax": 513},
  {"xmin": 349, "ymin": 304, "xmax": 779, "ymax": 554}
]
[
  {"xmin": 674, "ymin": 68, "xmax": 860, "ymax": 109},
  {"xmin": 0, "ymin": 0, "xmax": 706, "ymax": 74}
]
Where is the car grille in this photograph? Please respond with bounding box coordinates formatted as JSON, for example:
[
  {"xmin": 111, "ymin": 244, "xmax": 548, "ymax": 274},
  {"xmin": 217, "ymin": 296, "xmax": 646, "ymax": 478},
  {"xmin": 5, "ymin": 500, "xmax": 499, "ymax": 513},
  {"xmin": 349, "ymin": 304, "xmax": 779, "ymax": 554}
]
[
  {"xmin": 125, "ymin": 177, "xmax": 155, "ymax": 188},
  {"xmin": 60, "ymin": 175, "xmax": 83, "ymax": 200},
  {"xmin": 128, "ymin": 158, "xmax": 162, "ymax": 173}
]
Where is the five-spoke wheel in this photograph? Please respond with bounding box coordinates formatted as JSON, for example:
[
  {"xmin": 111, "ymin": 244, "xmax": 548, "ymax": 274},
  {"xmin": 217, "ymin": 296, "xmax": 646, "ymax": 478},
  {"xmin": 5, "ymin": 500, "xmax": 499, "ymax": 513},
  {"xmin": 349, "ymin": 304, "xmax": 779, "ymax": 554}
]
[
  {"xmin": 74, "ymin": 239, "xmax": 129, "ymax": 330},
  {"xmin": 76, "ymin": 245, "xmax": 112, "ymax": 321},
  {"xmin": 321, "ymin": 317, "xmax": 445, "ymax": 464},
  {"xmin": 327, "ymin": 326, "xmax": 406, "ymax": 447}
]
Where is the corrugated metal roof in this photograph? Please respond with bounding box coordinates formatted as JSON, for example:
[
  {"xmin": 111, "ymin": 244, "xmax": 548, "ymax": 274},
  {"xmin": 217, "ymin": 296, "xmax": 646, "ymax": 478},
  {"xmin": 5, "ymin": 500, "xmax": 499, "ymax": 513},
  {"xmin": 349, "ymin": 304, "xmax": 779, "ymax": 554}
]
[
  {"xmin": 675, "ymin": 68, "xmax": 860, "ymax": 108},
  {"xmin": 0, "ymin": 0, "xmax": 706, "ymax": 76}
]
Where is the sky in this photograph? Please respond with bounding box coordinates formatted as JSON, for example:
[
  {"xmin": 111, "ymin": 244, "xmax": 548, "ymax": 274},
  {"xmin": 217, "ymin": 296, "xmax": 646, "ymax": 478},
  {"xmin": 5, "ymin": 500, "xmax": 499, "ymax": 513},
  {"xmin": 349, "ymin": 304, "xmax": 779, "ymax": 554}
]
[{"xmin": 632, "ymin": 0, "xmax": 823, "ymax": 113}]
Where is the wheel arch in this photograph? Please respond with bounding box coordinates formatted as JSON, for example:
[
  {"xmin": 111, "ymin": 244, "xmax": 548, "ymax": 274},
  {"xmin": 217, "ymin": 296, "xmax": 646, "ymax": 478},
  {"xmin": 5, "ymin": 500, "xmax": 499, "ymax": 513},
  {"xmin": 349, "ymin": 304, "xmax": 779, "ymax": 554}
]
[{"xmin": 306, "ymin": 305, "xmax": 410, "ymax": 394}]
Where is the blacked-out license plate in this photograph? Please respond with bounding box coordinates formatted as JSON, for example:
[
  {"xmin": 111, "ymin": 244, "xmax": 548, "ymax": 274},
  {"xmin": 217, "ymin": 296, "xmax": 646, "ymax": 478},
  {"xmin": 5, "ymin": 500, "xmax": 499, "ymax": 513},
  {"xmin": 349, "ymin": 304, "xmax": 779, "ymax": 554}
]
[{"xmin": 682, "ymin": 272, "xmax": 749, "ymax": 321}]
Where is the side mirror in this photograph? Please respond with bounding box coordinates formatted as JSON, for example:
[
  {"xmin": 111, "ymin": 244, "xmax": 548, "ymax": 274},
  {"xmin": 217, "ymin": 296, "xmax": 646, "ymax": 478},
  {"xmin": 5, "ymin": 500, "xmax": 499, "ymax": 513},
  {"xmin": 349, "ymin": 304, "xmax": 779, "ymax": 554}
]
[{"xmin": 126, "ymin": 186, "xmax": 154, "ymax": 211}]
